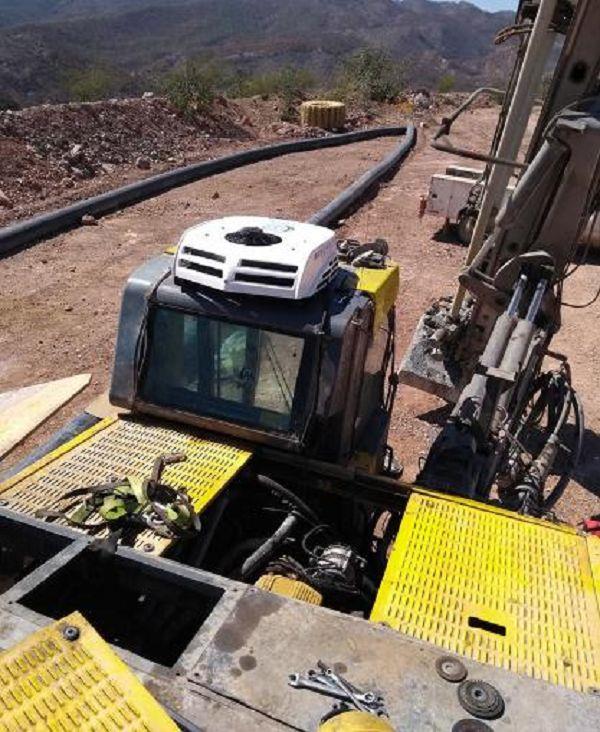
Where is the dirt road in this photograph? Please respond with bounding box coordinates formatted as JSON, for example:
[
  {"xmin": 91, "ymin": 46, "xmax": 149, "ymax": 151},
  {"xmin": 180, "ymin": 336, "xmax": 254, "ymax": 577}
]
[{"xmin": 1, "ymin": 107, "xmax": 598, "ymax": 523}]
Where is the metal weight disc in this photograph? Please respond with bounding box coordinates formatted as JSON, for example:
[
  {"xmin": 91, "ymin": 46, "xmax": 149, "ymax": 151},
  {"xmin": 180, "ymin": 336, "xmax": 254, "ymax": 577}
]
[
  {"xmin": 457, "ymin": 680, "xmax": 505, "ymax": 720},
  {"xmin": 435, "ymin": 655, "xmax": 468, "ymax": 683},
  {"xmin": 452, "ymin": 720, "xmax": 494, "ymax": 732}
]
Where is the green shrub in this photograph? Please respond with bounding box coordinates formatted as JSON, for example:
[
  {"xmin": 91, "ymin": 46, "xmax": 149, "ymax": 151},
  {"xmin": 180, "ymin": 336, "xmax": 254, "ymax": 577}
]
[
  {"xmin": 162, "ymin": 61, "xmax": 218, "ymax": 116},
  {"xmin": 336, "ymin": 48, "xmax": 405, "ymax": 103},
  {"xmin": 229, "ymin": 66, "xmax": 315, "ymax": 120},
  {"xmin": 231, "ymin": 67, "xmax": 313, "ymax": 98},
  {"xmin": 437, "ymin": 74, "xmax": 456, "ymax": 93},
  {"xmin": 0, "ymin": 94, "xmax": 20, "ymax": 111},
  {"xmin": 65, "ymin": 66, "xmax": 121, "ymax": 102},
  {"xmin": 276, "ymin": 67, "xmax": 314, "ymax": 120}
]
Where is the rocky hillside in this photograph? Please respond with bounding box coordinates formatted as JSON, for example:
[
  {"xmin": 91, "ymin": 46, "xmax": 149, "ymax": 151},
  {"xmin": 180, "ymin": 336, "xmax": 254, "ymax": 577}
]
[
  {"xmin": 1, "ymin": 91, "xmax": 427, "ymax": 224},
  {"xmin": 0, "ymin": 0, "xmax": 515, "ymax": 106}
]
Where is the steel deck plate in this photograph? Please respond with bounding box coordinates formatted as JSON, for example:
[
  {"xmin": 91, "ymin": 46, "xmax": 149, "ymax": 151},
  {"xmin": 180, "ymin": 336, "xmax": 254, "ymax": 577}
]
[
  {"xmin": 0, "ymin": 417, "xmax": 251, "ymax": 554},
  {"xmin": 0, "ymin": 611, "xmax": 177, "ymax": 731},
  {"xmin": 370, "ymin": 491, "xmax": 600, "ymax": 692}
]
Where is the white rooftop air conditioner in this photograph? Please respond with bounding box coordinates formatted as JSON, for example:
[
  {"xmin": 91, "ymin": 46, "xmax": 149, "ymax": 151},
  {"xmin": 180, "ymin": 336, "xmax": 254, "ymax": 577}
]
[{"xmin": 174, "ymin": 216, "xmax": 339, "ymax": 299}]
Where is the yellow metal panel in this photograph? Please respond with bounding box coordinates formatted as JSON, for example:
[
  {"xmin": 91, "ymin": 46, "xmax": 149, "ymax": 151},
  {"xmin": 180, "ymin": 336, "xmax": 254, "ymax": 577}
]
[
  {"xmin": 588, "ymin": 535, "xmax": 600, "ymax": 607},
  {"xmin": 0, "ymin": 417, "xmax": 251, "ymax": 554},
  {"xmin": 371, "ymin": 492, "xmax": 600, "ymax": 692},
  {"xmin": 255, "ymin": 574, "xmax": 322, "ymax": 605},
  {"xmin": 354, "ymin": 264, "xmax": 399, "ymax": 329},
  {"xmin": 0, "ymin": 611, "xmax": 177, "ymax": 731},
  {"xmin": 0, "ymin": 416, "xmax": 117, "ymax": 493}
]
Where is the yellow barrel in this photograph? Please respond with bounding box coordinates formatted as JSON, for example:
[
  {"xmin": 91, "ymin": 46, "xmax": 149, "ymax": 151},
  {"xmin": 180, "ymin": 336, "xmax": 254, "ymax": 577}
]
[{"xmin": 300, "ymin": 100, "xmax": 346, "ymax": 130}]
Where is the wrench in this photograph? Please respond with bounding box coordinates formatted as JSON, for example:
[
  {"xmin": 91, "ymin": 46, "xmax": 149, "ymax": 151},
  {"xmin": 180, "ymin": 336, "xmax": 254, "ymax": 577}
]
[
  {"xmin": 305, "ymin": 669, "xmax": 381, "ymax": 706},
  {"xmin": 288, "ymin": 673, "xmax": 385, "ymax": 711},
  {"xmin": 288, "ymin": 674, "xmax": 357, "ymax": 703},
  {"xmin": 317, "ymin": 661, "xmax": 385, "ymax": 715},
  {"xmin": 320, "ymin": 669, "xmax": 371, "ymax": 713}
]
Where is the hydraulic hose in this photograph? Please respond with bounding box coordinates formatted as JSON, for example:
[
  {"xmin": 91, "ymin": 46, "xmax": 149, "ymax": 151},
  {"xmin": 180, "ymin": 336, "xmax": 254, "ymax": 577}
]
[
  {"xmin": 240, "ymin": 513, "xmax": 299, "ymax": 579},
  {"xmin": 542, "ymin": 387, "xmax": 585, "ymax": 512},
  {"xmin": 256, "ymin": 474, "xmax": 321, "ymax": 525},
  {"xmin": 0, "ymin": 125, "xmax": 415, "ymax": 255},
  {"xmin": 510, "ymin": 371, "xmax": 584, "ymax": 516}
]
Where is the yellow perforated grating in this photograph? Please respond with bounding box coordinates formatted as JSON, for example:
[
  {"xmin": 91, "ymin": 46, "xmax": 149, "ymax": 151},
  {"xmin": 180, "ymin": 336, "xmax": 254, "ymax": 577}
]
[
  {"xmin": 0, "ymin": 417, "xmax": 251, "ymax": 554},
  {"xmin": 371, "ymin": 492, "xmax": 600, "ymax": 692},
  {"xmin": 0, "ymin": 611, "xmax": 177, "ymax": 731}
]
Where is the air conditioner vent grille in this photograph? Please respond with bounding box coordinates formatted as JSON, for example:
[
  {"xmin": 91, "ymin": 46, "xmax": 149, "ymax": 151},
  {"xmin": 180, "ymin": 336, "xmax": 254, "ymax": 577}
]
[
  {"xmin": 182, "ymin": 247, "xmax": 225, "ymax": 263},
  {"xmin": 234, "ymin": 273, "xmax": 295, "ymax": 288},
  {"xmin": 174, "ymin": 216, "xmax": 337, "ymax": 299},
  {"xmin": 239, "ymin": 259, "xmax": 298, "ymax": 273},
  {"xmin": 179, "ymin": 260, "xmax": 223, "ymax": 278}
]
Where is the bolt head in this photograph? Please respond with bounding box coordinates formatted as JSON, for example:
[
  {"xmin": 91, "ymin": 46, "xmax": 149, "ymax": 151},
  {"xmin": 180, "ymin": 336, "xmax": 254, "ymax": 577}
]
[{"xmin": 62, "ymin": 625, "xmax": 80, "ymax": 641}]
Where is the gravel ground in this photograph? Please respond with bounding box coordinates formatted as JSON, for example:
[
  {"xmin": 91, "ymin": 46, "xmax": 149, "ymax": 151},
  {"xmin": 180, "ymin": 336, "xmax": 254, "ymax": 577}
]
[
  {"xmin": 0, "ymin": 94, "xmax": 413, "ymax": 226},
  {"xmin": 1, "ymin": 103, "xmax": 598, "ymax": 525}
]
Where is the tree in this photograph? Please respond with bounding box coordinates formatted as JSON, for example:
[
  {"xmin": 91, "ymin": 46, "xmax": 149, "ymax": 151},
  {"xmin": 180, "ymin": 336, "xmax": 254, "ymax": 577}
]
[
  {"xmin": 162, "ymin": 61, "xmax": 218, "ymax": 117},
  {"xmin": 65, "ymin": 67, "xmax": 121, "ymax": 102},
  {"xmin": 229, "ymin": 66, "xmax": 315, "ymax": 120},
  {"xmin": 337, "ymin": 48, "xmax": 405, "ymax": 103},
  {"xmin": 438, "ymin": 74, "xmax": 456, "ymax": 93},
  {"xmin": 275, "ymin": 67, "xmax": 314, "ymax": 121}
]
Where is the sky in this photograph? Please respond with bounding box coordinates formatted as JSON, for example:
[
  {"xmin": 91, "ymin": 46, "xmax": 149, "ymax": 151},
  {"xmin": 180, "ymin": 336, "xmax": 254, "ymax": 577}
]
[{"xmin": 432, "ymin": 0, "xmax": 518, "ymax": 10}]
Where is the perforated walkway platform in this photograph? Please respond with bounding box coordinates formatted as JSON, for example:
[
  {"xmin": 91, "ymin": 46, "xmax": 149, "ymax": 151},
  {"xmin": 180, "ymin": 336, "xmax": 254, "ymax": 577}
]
[
  {"xmin": 0, "ymin": 611, "xmax": 176, "ymax": 730},
  {"xmin": 0, "ymin": 416, "xmax": 252, "ymax": 554},
  {"xmin": 371, "ymin": 491, "xmax": 600, "ymax": 692}
]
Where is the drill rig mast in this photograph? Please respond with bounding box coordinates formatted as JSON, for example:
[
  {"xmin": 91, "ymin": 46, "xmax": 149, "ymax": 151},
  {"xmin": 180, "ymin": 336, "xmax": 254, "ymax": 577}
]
[{"xmin": 405, "ymin": 0, "xmax": 600, "ymax": 514}]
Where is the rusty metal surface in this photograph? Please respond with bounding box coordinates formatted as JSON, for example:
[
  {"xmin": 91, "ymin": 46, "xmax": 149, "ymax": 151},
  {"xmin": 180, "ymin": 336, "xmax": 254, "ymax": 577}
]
[
  {"xmin": 0, "ymin": 506, "xmax": 596, "ymax": 730},
  {"xmin": 188, "ymin": 588, "xmax": 600, "ymax": 731}
]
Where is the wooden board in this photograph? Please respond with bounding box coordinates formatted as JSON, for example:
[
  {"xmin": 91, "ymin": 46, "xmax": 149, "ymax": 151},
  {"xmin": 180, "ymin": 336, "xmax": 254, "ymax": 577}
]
[
  {"xmin": 85, "ymin": 390, "xmax": 127, "ymax": 419},
  {"xmin": 0, "ymin": 374, "xmax": 90, "ymax": 459}
]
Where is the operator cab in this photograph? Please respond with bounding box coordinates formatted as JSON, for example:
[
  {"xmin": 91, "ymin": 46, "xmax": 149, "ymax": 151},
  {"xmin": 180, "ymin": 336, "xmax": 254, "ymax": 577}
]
[{"xmin": 110, "ymin": 216, "xmax": 399, "ymax": 471}]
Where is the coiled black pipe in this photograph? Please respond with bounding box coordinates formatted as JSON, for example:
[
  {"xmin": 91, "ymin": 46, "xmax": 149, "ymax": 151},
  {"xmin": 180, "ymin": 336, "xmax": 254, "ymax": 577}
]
[
  {"xmin": 308, "ymin": 126, "xmax": 415, "ymax": 226},
  {"xmin": 0, "ymin": 125, "xmax": 415, "ymax": 255}
]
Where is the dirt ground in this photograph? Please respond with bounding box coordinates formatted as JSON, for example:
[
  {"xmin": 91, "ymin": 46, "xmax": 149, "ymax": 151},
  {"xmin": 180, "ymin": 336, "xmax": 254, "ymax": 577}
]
[
  {"xmin": 0, "ymin": 95, "xmax": 414, "ymax": 226},
  {"xmin": 1, "ymin": 105, "xmax": 598, "ymax": 525}
]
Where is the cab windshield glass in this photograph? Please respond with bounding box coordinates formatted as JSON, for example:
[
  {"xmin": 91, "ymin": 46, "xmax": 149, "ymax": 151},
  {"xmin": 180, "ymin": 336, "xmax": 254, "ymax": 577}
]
[{"xmin": 141, "ymin": 306, "xmax": 312, "ymax": 434}]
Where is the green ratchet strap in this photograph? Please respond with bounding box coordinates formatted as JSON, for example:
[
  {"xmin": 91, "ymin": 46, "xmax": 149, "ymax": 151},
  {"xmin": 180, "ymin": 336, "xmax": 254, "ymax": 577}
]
[{"xmin": 36, "ymin": 453, "xmax": 201, "ymax": 540}]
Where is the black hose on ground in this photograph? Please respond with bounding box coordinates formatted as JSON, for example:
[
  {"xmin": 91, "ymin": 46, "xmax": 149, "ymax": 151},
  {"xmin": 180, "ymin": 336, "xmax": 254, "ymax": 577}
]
[
  {"xmin": 0, "ymin": 125, "xmax": 416, "ymax": 473},
  {"xmin": 0, "ymin": 125, "xmax": 415, "ymax": 255},
  {"xmin": 308, "ymin": 125, "xmax": 415, "ymax": 226}
]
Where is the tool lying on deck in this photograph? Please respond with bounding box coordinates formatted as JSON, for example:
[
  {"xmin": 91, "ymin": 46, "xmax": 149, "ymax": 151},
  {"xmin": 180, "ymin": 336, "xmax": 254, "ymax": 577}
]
[
  {"xmin": 289, "ymin": 661, "xmax": 389, "ymax": 718},
  {"xmin": 36, "ymin": 452, "xmax": 201, "ymax": 539}
]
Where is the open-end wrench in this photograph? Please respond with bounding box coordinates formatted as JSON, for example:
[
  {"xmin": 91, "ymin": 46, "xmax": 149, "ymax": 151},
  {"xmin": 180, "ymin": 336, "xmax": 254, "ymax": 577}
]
[
  {"xmin": 305, "ymin": 669, "xmax": 382, "ymax": 706},
  {"xmin": 317, "ymin": 661, "xmax": 386, "ymax": 715},
  {"xmin": 288, "ymin": 673, "xmax": 356, "ymax": 703},
  {"xmin": 321, "ymin": 670, "xmax": 371, "ymax": 713},
  {"xmin": 289, "ymin": 672, "xmax": 385, "ymax": 712}
]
